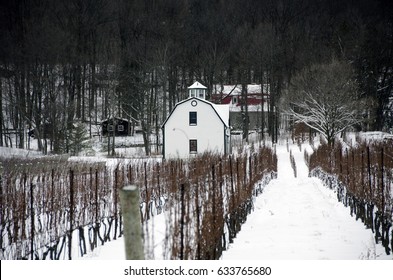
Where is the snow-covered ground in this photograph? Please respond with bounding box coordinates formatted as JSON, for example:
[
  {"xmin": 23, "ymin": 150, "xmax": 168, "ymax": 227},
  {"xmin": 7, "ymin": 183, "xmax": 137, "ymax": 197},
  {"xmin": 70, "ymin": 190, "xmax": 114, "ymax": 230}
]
[
  {"xmin": 221, "ymin": 143, "xmax": 390, "ymax": 260},
  {"xmin": 76, "ymin": 141, "xmax": 392, "ymax": 260},
  {"xmin": 2, "ymin": 138, "xmax": 392, "ymax": 280},
  {"xmin": 1, "ymin": 131, "xmax": 391, "ymax": 260},
  {"xmin": 0, "ymin": 146, "xmax": 43, "ymax": 158}
]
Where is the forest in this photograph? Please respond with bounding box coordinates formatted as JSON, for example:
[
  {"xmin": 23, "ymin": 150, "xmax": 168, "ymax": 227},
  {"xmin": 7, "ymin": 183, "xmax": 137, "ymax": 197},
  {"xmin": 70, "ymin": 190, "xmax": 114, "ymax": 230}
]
[{"xmin": 0, "ymin": 0, "xmax": 392, "ymax": 155}]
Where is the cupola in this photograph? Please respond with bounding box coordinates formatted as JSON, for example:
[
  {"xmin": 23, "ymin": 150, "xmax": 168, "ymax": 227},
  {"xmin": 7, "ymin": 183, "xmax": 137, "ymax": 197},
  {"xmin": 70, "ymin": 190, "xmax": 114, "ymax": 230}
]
[{"xmin": 188, "ymin": 81, "xmax": 207, "ymax": 100}]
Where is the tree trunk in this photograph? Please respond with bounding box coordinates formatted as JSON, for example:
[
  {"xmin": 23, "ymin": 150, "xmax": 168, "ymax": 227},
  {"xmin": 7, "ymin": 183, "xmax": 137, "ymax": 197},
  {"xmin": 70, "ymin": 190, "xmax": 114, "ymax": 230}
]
[
  {"xmin": 0, "ymin": 78, "xmax": 3, "ymax": 146},
  {"xmin": 241, "ymin": 79, "xmax": 249, "ymax": 143}
]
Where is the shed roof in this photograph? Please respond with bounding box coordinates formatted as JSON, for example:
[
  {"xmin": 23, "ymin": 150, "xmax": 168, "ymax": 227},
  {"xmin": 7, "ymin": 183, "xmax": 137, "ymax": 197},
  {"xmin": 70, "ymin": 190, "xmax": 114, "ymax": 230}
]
[{"xmin": 101, "ymin": 117, "xmax": 130, "ymax": 123}]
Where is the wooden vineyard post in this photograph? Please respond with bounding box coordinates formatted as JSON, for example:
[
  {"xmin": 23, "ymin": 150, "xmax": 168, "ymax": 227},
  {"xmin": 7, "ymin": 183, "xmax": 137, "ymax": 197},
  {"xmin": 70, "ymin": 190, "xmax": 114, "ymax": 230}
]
[
  {"xmin": 195, "ymin": 177, "xmax": 201, "ymax": 260},
  {"xmin": 361, "ymin": 150, "xmax": 365, "ymax": 198},
  {"xmin": 51, "ymin": 169, "xmax": 55, "ymax": 228},
  {"xmin": 337, "ymin": 149, "xmax": 344, "ymax": 180},
  {"xmin": 95, "ymin": 168, "xmax": 99, "ymax": 225},
  {"xmin": 367, "ymin": 147, "xmax": 372, "ymax": 199},
  {"xmin": 380, "ymin": 147, "xmax": 384, "ymax": 214},
  {"xmin": 180, "ymin": 183, "xmax": 185, "ymax": 260},
  {"xmin": 156, "ymin": 163, "xmax": 161, "ymax": 207},
  {"xmin": 30, "ymin": 181, "xmax": 34, "ymax": 260},
  {"xmin": 211, "ymin": 164, "xmax": 217, "ymax": 260},
  {"xmin": 69, "ymin": 169, "xmax": 74, "ymax": 260},
  {"xmin": 144, "ymin": 162, "xmax": 149, "ymax": 221},
  {"xmin": 351, "ymin": 149, "xmax": 355, "ymax": 193},
  {"xmin": 229, "ymin": 156, "xmax": 235, "ymax": 210},
  {"xmin": 0, "ymin": 163, "xmax": 2, "ymax": 252},
  {"xmin": 366, "ymin": 146, "xmax": 374, "ymax": 231},
  {"xmin": 249, "ymin": 156, "xmax": 252, "ymax": 186},
  {"xmin": 119, "ymin": 185, "xmax": 144, "ymax": 260},
  {"xmin": 346, "ymin": 148, "xmax": 350, "ymax": 190}
]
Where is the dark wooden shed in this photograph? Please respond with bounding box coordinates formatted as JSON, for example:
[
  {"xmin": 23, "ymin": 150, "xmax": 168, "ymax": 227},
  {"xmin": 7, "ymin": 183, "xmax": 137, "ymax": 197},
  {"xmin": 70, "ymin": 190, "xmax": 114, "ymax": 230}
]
[{"xmin": 101, "ymin": 117, "xmax": 131, "ymax": 136}]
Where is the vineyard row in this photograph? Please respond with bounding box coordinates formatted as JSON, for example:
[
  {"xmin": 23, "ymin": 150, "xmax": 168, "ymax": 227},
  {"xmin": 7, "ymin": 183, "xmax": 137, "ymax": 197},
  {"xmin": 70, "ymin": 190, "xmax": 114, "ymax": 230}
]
[
  {"xmin": 0, "ymin": 146, "xmax": 277, "ymax": 260},
  {"xmin": 306, "ymin": 141, "xmax": 393, "ymax": 255}
]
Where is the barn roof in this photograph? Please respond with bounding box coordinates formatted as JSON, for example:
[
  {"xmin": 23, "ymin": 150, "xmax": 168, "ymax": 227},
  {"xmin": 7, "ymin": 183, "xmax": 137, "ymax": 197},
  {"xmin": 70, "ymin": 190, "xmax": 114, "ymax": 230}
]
[
  {"xmin": 212, "ymin": 102, "xmax": 230, "ymax": 127},
  {"xmin": 161, "ymin": 97, "xmax": 229, "ymax": 128}
]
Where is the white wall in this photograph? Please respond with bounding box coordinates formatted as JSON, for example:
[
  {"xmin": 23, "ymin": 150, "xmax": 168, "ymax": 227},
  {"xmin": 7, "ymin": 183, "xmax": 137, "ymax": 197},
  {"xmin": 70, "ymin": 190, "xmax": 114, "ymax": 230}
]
[{"xmin": 163, "ymin": 98, "xmax": 226, "ymax": 158}]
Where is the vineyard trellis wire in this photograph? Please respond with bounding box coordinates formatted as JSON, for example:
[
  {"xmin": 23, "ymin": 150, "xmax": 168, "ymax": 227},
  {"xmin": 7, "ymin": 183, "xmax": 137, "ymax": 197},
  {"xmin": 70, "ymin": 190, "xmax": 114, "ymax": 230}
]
[
  {"xmin": 306, "ymin": 140, "xmax": 393, "ymax": 256},
  {"xmin": 0, "ymin": 145, "xmax": 277, "ymax": 260}
]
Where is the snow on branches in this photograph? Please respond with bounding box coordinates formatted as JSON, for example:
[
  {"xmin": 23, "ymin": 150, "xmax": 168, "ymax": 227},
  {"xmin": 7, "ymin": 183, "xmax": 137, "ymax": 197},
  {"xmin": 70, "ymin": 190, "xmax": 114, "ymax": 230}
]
[{"xmin": 284, "ymin": 59, "xmax": 365, "ymax": 146}]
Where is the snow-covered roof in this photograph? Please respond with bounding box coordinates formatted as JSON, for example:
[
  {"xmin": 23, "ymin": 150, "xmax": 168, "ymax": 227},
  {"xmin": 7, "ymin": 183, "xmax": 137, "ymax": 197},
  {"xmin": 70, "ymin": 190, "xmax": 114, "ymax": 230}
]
[
  {"xmin": 212, "ymin": 103, "xmax": 230, "ymax": 127},
  {"xmin": 101, "ymin": 117, "xmax": 127, "ymax": 123},
  {"xmin": 188, "ymin": 81, "xmax": 207, "ymax": 89},
  {"xmin": 212, "ymin": 84, "xmax": 270, "ymax": 96},
  {"xmin": 161, "ymin": 97, "xmax": 229, "ymax": 128}
]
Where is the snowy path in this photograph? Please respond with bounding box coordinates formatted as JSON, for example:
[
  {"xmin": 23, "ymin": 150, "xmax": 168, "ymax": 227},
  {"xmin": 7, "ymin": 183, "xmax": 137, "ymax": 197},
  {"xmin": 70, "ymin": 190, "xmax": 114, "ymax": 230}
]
[{"xmin": 222, "ymin": 143, "xmax": 389, "ymax": 260}]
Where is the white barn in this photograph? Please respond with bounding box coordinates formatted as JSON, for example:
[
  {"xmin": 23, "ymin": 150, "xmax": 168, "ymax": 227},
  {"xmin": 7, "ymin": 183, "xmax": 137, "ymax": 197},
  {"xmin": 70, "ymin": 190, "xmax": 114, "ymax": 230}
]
[{"xmin": 162, "ymin": 81, "xmax": 230, "ymax": 159}]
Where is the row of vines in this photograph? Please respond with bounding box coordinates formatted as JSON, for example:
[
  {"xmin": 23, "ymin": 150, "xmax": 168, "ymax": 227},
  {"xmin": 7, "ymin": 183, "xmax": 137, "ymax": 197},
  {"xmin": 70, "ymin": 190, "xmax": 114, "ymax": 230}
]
[
  {"xmin": 306, "ymin": 140, "xmax": 393, "ymax": 255},
  {"xmin": 0, "ymin": 145, "xmax": 277, "ymax": 260}
]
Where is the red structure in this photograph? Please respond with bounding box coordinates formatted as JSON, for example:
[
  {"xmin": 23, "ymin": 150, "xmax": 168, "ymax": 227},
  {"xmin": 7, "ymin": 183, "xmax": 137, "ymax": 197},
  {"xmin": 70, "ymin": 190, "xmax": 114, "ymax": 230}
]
[
  {"xmin": 210, "ymin": 84, "xmax": 271, "ymax": 131},
  {"xmin": 211, "ymin": 84, "xmax": 270, "ymax": 110}
]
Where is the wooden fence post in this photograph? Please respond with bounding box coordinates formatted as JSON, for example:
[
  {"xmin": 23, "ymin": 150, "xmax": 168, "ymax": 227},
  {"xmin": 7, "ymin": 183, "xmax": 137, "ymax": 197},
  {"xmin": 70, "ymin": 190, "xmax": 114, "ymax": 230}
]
[
  {"xmin": 144, "ymin": 162, "xmax": 149, "ymax": 220},
  {"xmin": 180, "ymin": 183, "xmax": 185, "ymax": 260},
  {"xmin": 229, "ymin": 156, "xmax": 235, "ymax": 210},
  {"xmin": 211, "ymin": 164, "xmax": 217, "ymax": 259},
  {"xmin": 69, "ymin": 169, "xmax": 74, "ymax": 260},
  {"xmin": 114, "ymin": 167, "xmax": 119, "ymax": 240},
  {"xmin": 195, "ymin": 177, "xmax": 201, "ymax": 260},
  {"xmin": 361, "ymin": 150, "xmax": 365, "ymax": 198},
  {"xmin": 367, "ymin": 146, "xmax": 372, "ymax": 200},
  {"xmin": 380, "ymin": 147, "xmax": 384, "ymax": 213},
  {"xmin": 95, "ymin": 168, "xmax": 99, "ymax": 224},
  {"xmin": 30, "ymin": 182, "xmax": 34, "ymax": 260},
  {"xmin": 119, "ymin": 185, "xmax": 144, "ymax": 260},
  {"xmin": 249, "ymin": 156, "xmax": 252, "ymax": 186},
  {"xmin": 0, "ymin": 163, "xmax": 2, "ymax": 248},
  {"xmin": 339, "ymin": 147, "xmax": 343, "ymax": 181}
]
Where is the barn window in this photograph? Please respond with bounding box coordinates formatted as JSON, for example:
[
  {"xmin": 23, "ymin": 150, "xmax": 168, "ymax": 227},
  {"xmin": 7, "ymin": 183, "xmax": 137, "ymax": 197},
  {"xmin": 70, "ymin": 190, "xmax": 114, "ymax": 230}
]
[
  {"xmin": 189, "ymin": 139, "xmax": 197, "ymax": 153},
  {"xmin": 108, "ymin": 125, "xmax": 114, "ymax": 132},
  {"xmin": 118, "ymin": 124, "xmax": 125, "ymax": 132},
  {"xmin": 189, "ymin": 112, "xmax": 197, "ymax": 125}
]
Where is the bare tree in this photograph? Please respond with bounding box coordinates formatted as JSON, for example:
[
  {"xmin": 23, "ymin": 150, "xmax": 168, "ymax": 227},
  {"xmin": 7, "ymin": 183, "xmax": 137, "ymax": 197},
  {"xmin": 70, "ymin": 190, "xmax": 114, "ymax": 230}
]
[{"xmin": 284, "ymin": 59, "xmax": 363, "ymax": 145}]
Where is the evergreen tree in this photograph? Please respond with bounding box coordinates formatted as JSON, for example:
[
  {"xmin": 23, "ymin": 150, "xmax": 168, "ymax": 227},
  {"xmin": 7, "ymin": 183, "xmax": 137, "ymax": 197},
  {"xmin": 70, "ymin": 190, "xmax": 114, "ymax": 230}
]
[{"xmin": 68, "ymin": 122, "xmax": 92, "ymax": 156}]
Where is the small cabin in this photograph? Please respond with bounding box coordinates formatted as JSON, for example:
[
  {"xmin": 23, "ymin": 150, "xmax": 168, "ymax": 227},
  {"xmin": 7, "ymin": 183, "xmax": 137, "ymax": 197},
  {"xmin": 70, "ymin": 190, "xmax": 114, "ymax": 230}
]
[{"xmin": 101, "ymin": 117, "xmax": 131, "ymax": 136}]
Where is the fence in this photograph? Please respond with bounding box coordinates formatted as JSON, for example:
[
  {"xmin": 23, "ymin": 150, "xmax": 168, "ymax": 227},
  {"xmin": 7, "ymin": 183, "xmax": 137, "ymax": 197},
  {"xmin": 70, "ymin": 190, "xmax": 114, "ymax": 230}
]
[
  {"xmin": 0, "ymin": 145, "xmax": 277, "ymax": 260},
  {"xmin": 307, "ymin": 140, "xmax": 393, "ymax": 255}
]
